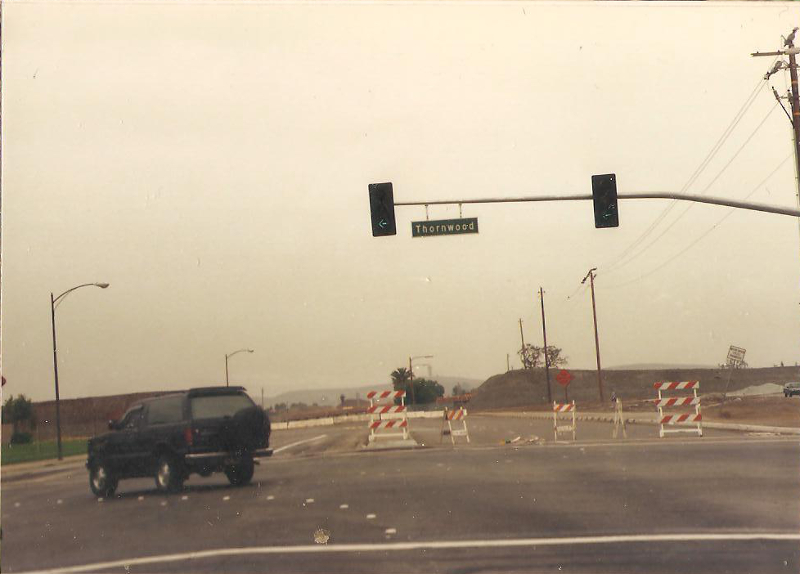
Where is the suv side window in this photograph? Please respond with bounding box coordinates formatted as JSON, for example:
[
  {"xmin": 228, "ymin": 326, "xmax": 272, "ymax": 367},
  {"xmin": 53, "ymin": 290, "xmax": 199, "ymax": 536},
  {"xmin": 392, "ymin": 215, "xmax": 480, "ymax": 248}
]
[
  {"xmin": 147, "ymin": 396, "xmax": 185, "ymax": 425},
  {"xmin": 121, "ymin": 407, "xmax": 144, "ymax": 430}
]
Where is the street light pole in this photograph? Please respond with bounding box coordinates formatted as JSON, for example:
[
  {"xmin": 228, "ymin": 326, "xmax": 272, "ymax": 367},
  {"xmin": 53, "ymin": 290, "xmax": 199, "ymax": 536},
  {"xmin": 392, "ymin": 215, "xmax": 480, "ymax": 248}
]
[
  {"xmin": 225, "ymin": 349, "xmax": 254, "ymax": 387},
  {"xmin": 51, "ymin": 282, "xmax": 110, "ymax": 461},
  {"xmin": 408, "ymin": 354, "xmax": 433, "ymax": 405}
]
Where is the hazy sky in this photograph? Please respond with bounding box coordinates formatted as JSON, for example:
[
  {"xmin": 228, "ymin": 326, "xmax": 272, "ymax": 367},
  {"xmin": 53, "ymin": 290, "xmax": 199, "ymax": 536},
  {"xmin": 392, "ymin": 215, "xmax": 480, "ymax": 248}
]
[{"xmin": 3, "ymin": 0, "xmax": 800, "ymax": 402}]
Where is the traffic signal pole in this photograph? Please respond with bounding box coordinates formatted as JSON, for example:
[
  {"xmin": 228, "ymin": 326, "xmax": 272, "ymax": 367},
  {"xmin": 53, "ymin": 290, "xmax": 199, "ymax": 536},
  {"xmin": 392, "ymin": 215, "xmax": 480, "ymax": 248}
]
[{"xmin": 394, "ymin": 191, "xmax": 800, "ymax": 218}]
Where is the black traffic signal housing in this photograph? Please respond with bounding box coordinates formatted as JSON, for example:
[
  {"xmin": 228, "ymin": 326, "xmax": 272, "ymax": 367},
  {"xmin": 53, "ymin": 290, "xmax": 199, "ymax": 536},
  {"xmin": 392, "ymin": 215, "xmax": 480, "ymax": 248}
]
[
  {"xmin": 369, "ymin": 182, "xmax": 397, "ymax": 236},
  {"xmin": 591, "ymin": 173, "xmax": 619, "ymax": 228}
]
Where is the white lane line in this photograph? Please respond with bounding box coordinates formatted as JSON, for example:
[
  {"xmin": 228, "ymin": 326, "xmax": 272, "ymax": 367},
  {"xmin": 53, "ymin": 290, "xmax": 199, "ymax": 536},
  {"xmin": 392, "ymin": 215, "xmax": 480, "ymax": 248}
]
[
  {"xmin": 305, "ymin": 498, "xmax": 315, "ymax": 504},
  {"xmin": 15, "ymin": 533, "xmax": 800, "ymax": 574},
  {"xmin": 181, "ymin": 496, "xmax": 188, "ymax": 501},
  {"xmin": 56, "ymin": 500, "xmax": 63, "ymax": 505},
  {"xmin": 385, "ymin": 528, "xmax": 397, "ymax": 535},
  {"xmin": 223, "ymin": 496, "xmax": 231, "ymax": 501},
  {"xmin": 137, "ymin": 496, "xmax": 144, "ymax": 501},
  {"xmin": 273, "ymin": 434, "xmax": 328, "ymax": 454},
  {"xmin": 266, "ymin": 495, "xmax": 275, "ymax": 501},
  {"xmin": 339, "ymin": 504, "xmax": 349, "ymax": 509},
  {"xmin": 366, "ymin": 514, "xmax": 376, "ymax": 519}
]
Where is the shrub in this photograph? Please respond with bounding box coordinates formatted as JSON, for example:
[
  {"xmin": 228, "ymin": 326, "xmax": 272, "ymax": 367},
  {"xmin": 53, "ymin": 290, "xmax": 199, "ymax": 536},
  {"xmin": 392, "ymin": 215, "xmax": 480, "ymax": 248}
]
[{"xmin": 10, "ymin": 432, "xmax": 33, "ymax": 445}]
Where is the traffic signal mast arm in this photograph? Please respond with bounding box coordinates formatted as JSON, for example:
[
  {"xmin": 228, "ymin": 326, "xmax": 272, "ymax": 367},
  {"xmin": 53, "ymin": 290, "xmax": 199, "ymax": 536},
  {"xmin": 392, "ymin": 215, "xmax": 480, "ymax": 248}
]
[{"xmin": 394, "ymin": 192, "xmax": 800, "ymax": 218}]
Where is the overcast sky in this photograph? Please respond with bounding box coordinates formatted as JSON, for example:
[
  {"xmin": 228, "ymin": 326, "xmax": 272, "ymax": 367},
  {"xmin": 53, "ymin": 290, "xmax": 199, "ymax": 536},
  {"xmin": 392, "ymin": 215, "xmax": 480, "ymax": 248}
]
[{"xmin": 3, "ymin": 0, "xmax": 800, "ymax": 403}]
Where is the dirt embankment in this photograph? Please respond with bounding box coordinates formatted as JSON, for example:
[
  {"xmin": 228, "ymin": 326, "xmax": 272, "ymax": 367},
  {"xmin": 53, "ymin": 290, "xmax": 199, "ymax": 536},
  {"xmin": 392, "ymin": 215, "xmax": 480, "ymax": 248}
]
[{"xmin": 468, "ymin": 367, "xmax": 800, "ymax": 411}]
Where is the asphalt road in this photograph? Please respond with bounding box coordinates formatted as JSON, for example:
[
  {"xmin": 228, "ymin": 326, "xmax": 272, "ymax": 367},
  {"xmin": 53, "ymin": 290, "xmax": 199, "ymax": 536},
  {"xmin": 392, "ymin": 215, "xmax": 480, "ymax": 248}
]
[{"xmin": 2, "ymin": 416, "xmax": 798, "ymax": 574}]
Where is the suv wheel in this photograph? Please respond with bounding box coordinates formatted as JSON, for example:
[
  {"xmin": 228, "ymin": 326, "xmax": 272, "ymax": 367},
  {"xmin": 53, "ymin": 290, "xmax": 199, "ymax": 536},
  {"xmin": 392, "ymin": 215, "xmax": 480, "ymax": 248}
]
[
  {"xmin": 89, "ymin": 462, "xmax": 118, "ymax": 498},
  {"xmin": 155, "ymin": 454, "xmax": 185, "ymax": 493},
  {"xmin": 225, "ymin": 456, "xmax": 254, "ymax": 486}
]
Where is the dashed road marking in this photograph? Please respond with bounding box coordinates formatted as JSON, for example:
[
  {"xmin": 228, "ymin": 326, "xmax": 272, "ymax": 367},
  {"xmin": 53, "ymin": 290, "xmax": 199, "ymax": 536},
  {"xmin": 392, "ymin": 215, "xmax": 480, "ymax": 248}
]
[
  {"xmin": 266, "ymin": 495, "xmax": 275, "ymax": 501},
  {"xmin": 138, "ymin": 496, "xmax": 144, "ymax": 501},
  {"xmin": 223, "ymin": 496, "xmax": 231, "ymax": 501},
  {"xmin": 273, "ymin": 434, "xmax": 328, "ymax": 454},
  {"xmin": 14, "ymin": 502, "xmax": 21, "ymax": 508},
  {"xmin": 385, "ymin": 528, "xmax": 397, "ymax": 535},
  {"xmin": 17, "ymin": 533, "xmax": 800, "ymax": 574},
  {"xmin": 56, "ymin": 499, "xmax": 63, "ymax": 505},
  {"xmin": 181, "ymin": 496, "xmax": 189, "ymax": 501},
  {"xmin": 339, "ymin": 504, "xmax": 349, "ymax": 509},
  {"xmin": 160, "ymin": 501, "xmax": 167, "ymax": 507},
  {"xmin": 366, "ymin": 514, "xmax": 376, "ymax": 520},
  {"xmin": 97, "ymin": 498, "xmax": 104, "ymax": 503},
  {"xmin": 305, "ymin": 498, "xmax": 315, "ymax": 504}
]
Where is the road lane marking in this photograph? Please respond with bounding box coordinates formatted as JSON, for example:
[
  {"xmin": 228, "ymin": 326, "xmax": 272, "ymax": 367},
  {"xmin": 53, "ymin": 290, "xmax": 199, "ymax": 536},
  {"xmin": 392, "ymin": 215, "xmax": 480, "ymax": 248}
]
[
  {"xmin": 16, "ymin": 533, "xmax": 800, "ymax": 574},
  {"xmin": 366, "ymin": 514, "xmax": 376, "ymax": 519},
  {"xmin": 223, "ymin": 496, "xmax": 231, "ymax": 501},
  {"xmin": 56, "ymin": 500, "xmax": 63, "ymax": 505},
  {"xmin": 385, "ymin": 528, "xmax": 397, "ymax": 535},
  {"xmin": 305, "ymin": 498, "xmax": 315, "ymax": 504},
  {"xmin": 273, "ymin": 434, "xmax": 328, "ymax": 454},
  {"xmin": 137, "ymin": 496, "xmax": 144, "ymax": 501},
  {"xmin": 266, "ymin": 495, "xmax": 275, "ymax": 501},
  {"xmin": 339, "ymin": 504, "xmax": 349, "ymax": 509},
  {"xmin": 181, "ymin": 496, "xmax": 188, "ymax": 501}
]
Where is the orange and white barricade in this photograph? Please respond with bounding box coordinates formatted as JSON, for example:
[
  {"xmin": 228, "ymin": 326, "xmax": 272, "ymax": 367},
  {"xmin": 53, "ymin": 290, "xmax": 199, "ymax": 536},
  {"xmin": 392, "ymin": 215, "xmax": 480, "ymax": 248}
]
[
  {"xmin": 612, "ymin": 399, "xmax": 627, "ymax": 439},
  {"xmin": 654, "ymin": 381, "xmax": 702, "ymax": 438},
  {"xmin": 367, "ymin": 390, "xmax": 409, "ymax": 442},
  {"xmin": 440, "ymin": 407, "xmax": 469, "ymax": 445},
  {"xmin": 553, "ymin": 401, "xmax": 576, "ymax": 441}
]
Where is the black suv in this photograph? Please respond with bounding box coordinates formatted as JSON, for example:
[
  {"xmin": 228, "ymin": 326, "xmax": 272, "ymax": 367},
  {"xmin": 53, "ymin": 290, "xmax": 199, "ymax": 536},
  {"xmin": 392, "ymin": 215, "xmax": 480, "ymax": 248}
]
[
  {"xmin": 784, "ymin": 382, "xmax": 800, "ymax": 397},
  {"xmin": 86, "ymin": 387, "xmax": 271, "ymax": 497}
]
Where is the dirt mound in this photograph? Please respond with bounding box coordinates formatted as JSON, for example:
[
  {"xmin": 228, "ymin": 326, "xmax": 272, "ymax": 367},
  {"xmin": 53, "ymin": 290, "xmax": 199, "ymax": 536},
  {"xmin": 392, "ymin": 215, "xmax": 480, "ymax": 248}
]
[{"xmin": 469, "ymin": 367, "xmax": 800, "ymax": 410}]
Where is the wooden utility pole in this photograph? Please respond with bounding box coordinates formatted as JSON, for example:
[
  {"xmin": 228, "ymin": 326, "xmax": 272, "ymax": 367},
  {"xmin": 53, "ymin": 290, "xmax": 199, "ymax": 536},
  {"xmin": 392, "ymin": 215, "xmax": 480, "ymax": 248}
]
[
  {"xmin": 506, "ymin": 353, "xmax": 510, "ymax": 372},
  {"xmin": 518, "ymin": 318, "xmax": 526, "ymax": 357},
  {"xmin": 753, "ymin": 29, "xmax": 800, "ymax": 238},
  {"xmin": 582, "ymin": 268, "xmax": 604, "ymax": 402},
  {"xmin": 539, "ymin": 287, "xmax": 553, "ymax": 403}
]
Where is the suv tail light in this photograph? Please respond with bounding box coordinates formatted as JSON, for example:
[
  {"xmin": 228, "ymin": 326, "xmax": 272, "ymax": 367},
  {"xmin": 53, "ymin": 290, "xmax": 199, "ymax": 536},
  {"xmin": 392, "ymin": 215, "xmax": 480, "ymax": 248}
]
[{"xmin": 184, "ymin": 427, "xmax": 194, "ymax": 447}]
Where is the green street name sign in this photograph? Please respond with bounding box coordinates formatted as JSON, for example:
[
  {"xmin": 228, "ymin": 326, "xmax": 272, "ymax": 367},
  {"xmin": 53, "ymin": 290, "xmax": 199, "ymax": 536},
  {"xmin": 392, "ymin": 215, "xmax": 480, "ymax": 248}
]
[{"xmin": 412, "ymin": 218, "xmax": 479, "ymax": 237}]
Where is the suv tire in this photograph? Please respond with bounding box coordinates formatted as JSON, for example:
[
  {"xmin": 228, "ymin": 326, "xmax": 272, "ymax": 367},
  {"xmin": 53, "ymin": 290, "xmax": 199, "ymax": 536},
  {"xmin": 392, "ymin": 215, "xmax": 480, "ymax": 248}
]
[
  {"xmin": 155, "ymin": 454, "xmax": 185, "ymax": 493},
  {"xmin": 89, "ymin": 462, "xmax": 118, "ymax": 498},
  {"xmin": 225, "ymin": 456, "xmax": 254, "ymax": 486}
]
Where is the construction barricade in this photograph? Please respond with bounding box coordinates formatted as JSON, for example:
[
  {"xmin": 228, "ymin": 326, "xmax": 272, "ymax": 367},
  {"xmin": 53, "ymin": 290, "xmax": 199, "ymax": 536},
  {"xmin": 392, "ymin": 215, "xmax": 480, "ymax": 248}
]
[
  {"xmin": 654, "ymin": 381, "xmax": 702, "ymax": 438},
  {"xmin": 366, "ymin": 390, "xmax": 409, "ymax": 442},
  {"xmin": 440, "ymin": 407, "xmax": 470, "ymax": 445},
  {"xmin": 612, "ymin": 399, "xmax": 627, "ymax": 439},
  {"xmin": 553, "ymin": 401, "xmax": 576, "ymax": 441}
]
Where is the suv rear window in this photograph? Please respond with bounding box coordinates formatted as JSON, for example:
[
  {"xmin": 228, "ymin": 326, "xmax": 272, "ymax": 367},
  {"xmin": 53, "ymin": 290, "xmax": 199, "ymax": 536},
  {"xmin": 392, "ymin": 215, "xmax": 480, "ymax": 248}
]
[{"xmin": 190, "ymin": 393, "xmax": 255, "ymax": 419}]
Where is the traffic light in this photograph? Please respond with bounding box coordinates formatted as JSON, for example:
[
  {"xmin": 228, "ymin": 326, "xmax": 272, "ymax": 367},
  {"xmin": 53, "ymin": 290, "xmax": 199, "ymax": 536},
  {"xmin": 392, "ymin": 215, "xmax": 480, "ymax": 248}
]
[
  {"xmin": 368, "ymin": 182, "xmax": 397, "ymax": 237},
  {"xmin": 591, "ymin": 173, "xmax": 619, "ymax": 228}
]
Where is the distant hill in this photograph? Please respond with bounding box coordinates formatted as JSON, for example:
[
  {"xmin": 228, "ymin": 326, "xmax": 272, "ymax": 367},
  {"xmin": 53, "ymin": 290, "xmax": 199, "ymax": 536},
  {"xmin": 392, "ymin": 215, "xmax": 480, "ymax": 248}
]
[{"xmin": 264, "ymin": 375, "xmax": 483, "ymax": 408}]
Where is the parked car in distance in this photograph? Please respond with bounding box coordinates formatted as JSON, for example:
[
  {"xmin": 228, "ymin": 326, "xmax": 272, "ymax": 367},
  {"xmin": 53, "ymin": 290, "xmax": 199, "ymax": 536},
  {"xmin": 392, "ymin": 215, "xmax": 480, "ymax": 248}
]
[
  {"xmin": 87, "ymin": 386, "xmax": 271, "ymax": 497},
  {"xmin": 783, "ymin": 382, "xmax": 800, "ymax": 398}
]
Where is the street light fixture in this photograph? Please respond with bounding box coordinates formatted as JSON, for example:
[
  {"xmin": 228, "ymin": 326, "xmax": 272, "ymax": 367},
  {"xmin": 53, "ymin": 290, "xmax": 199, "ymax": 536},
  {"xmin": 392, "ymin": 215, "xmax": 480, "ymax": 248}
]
[
  {"xmin": 408, "ymin": 355, "xmax": 434, "ymax": 405},
  {"xmin": 51, "ymin": 282, "xmax": 110, "ymax": 461},
  {"xmin": 225, "ymin": 348, "xmax": 254, "ymax": 387}
]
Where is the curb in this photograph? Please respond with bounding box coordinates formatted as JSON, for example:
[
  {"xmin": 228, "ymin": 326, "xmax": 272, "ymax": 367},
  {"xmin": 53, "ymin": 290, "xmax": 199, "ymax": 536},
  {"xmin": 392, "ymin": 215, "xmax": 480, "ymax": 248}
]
[{"xmin": 476, "ymin": 411, "xmax": 800, "ymax": 435}]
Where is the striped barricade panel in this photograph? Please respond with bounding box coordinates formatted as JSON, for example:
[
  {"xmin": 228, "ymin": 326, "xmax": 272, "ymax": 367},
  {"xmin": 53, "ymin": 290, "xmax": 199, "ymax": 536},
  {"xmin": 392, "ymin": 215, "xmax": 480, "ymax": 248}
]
[
  {"xmin": 369, "ymin": 419, "xmax": 408, "ymax": 430},
  {"xmin": 612, "ymin": 399, "xmax": 627, "ymax": 439},
  {"xmin": 654, "ymin": 381, "xmax": 699, "ymax": 391},
  {"xmin": 553, "ymin": 401, "xmax": 576, "ymax": 441},
  {"xmin": 660, "ymin": 414, "xmax": 702, "ymax": 425},
  {"xmin": 367, "ymin": 405, "xmax": 407, "ymax": 415},
  {"xmin": 441, "ymin": 408, "xmax": 469, "ymax": 445},
  {"xmin": 654, "ymin": 381, "xmax": 702, "ymax": 438},
  {"xmin": 367, "ymin": 389, "xmax": 409, "ymax": 442},
  {"xmin": 367, "ymin": 390, "xmax": 406, "ymax": 400}
]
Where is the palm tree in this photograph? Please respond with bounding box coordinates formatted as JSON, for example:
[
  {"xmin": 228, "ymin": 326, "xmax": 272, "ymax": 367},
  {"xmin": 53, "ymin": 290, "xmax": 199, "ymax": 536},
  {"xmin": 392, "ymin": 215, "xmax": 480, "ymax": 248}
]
[{"xmin": 390, "ymin": 367, "xmax": 412, "ymax": 388}]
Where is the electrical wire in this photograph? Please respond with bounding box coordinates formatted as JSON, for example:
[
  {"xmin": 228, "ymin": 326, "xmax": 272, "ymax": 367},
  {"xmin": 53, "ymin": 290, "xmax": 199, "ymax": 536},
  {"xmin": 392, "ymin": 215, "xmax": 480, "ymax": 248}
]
[
  {"xmin": 600, "ymin": 72, "xmax": 774, "ymax": 274},
  {"xmin": 599, "ymin": 153, "xmax": 793, "ymax": 290},
  {"xmin": 601, "ymin": 101, "xmax": 779, "ymax": 275}
]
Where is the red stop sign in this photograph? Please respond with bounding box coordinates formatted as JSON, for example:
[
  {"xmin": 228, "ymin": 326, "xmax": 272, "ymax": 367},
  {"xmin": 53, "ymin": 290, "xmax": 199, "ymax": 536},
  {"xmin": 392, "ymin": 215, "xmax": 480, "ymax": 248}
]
[{"xmin": 556, "ymin": 369, "xmax": 573, "ymax": 387}]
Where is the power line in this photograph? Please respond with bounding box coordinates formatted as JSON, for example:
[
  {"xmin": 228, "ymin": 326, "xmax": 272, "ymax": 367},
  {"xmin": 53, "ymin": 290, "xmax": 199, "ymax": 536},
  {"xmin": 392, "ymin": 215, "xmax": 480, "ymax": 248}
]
[
  {"xmin": 600, "ymin": 75, "xmax": 772, "ymax": 274},
  {"xmin": 599, "ymin": 153, "xmax": 793, "ymax": 290},
  {"xmin": 601, "ymin": 101, "xmax": 779, "ymax": 275}
]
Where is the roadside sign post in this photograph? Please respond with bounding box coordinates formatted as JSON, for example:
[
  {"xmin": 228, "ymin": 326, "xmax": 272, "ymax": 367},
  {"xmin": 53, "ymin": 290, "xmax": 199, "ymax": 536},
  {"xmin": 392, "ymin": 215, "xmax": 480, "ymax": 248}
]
[{"xmin": 556, "ymin": 369, "xmax": 573, "ymax": 402}]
